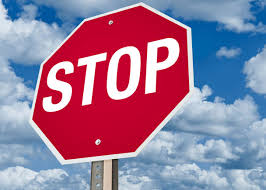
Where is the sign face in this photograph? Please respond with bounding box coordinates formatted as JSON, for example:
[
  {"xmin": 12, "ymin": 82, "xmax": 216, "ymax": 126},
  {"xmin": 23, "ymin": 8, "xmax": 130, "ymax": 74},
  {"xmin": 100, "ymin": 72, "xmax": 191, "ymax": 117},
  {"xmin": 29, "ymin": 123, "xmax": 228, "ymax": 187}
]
[{"xmin": 29, "ymin": 3, "xmax": 194, "ymax": 164}]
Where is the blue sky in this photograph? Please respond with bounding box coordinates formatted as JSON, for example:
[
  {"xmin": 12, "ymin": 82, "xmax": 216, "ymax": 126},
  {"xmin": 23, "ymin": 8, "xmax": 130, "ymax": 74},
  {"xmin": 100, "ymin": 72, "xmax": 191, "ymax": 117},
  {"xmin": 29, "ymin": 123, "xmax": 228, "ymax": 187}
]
[{"xmin": 0, "ymin": 0, "xmax": 266, "ymax": 189}]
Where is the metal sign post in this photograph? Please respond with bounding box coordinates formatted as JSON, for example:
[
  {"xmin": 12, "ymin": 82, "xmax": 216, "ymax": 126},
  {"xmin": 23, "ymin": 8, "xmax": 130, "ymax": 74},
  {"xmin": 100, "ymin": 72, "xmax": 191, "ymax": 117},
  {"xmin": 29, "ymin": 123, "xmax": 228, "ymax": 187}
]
[{"xmin": 91, "ymin": 159, "xmax": 118, "ymax": 190}]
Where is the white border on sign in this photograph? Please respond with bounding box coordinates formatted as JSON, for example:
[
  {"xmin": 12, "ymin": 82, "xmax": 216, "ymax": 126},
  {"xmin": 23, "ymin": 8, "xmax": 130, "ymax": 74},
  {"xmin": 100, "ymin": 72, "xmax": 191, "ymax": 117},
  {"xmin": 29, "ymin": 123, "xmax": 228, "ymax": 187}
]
[{"xmin": 29, "ymin": 2, "xmax": 194, "ymax": 165}]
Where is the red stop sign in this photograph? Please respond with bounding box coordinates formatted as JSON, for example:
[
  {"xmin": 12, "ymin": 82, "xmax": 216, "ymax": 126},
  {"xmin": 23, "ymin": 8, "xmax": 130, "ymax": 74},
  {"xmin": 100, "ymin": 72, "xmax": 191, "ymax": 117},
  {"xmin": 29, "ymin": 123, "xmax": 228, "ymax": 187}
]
[{"xmin": 29, "ymin": 3, "xmax": 194, "ymax": 164}]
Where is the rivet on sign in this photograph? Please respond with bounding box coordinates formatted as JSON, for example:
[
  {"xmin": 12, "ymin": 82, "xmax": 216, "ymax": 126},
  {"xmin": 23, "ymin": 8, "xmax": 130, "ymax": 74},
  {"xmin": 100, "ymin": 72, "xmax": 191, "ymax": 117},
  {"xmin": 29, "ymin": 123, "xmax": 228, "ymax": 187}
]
[
  {"xmin": 95, "ymin": 139, "xmax": 101, "ymax": 145},
  {"xmin": 109, "ymin": 20, "xmax": 113, "ymax": 25}
]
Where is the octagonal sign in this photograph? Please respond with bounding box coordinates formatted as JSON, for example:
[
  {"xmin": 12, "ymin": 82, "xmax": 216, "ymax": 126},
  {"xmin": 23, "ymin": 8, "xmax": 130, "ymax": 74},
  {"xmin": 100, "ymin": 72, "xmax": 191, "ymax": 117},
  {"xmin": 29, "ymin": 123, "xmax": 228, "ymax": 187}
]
[{"xmin": 29, "ymin": 3, "xmax": 194, "ymax": 164}]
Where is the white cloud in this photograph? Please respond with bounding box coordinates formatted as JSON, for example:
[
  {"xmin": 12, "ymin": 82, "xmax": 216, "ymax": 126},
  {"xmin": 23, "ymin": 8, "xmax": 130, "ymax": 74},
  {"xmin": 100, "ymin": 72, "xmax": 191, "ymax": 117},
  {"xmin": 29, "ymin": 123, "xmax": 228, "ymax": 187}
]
[
  {"xmin": 119, "ymin": 172, "xmax": 152, "ymax": 190},
  {"xmin": 0, "ymin": 58, "xmax": 38, "ymax": 144},
  {"xmin": 20, "ymin": 4, "xmax": 38, "ymax": 20},
  {"xmin": 0, "ymin": 166, "xmax": 90, "ymax": 190},
  {"xmin": 0, "ymin": 0, "xmax": 65, "ymax": 65},
  {"xmin": 216, "ymin": 47, "xmax": 241, "ymax": 58},
  {"xmin": 138, "ymin": 120, "xmax": 265, "ymax": 170},
  {"xmin": 160, "ymin": 164, "xmax": 229, "ymax": 190},
  {"xmin": 31, "ymin": 0, "xmax": 266, "ymax": 33},
  {"xmin": 224, "ymin": 169, "xmax": 264, "ymax": 190},
  {"xmin": 0, "ymin": 57, "xmax": 43, "ymax": 166},
  {"xmin": 0, "ymin": 0, "xmax": 66, "ymax": 146},
  {"xmin": 167, "ymin": 0, "xmax": 265, "ymax": 33},
  {"xmin": 139, "ymin": 131, "xmax": 238, "ymax": 166},
  {"xmin": 0, "ymin": 144, "xmax": 33, "ymax": 166},
  {"xmin": 0, "ymin": 0, "xmax": 67, "ymax": 169},
  {"xmin": 171, "ymin": 85, "xmax": 259, "ymax": 138},
  {"xmin": 135, "ymin": 85, "xmax": 265, "ymax": 172},
  {"xmin": 243, "ymin": 45, "xmax": 266, "ymax": 95},
  {"xmin": 244, "ymin": 119, "xmax": 266, "ymax": 164},
  {"xmin": 120, "ymin": 161, "xmax": 266, "ymax": 190},
  {"xmin": 0, "ymin": 167, "xmax": 37, "ymax": 189},
  {"xmin": 0, "ymin": 59, "xmax": 33, "ymax": 105}
]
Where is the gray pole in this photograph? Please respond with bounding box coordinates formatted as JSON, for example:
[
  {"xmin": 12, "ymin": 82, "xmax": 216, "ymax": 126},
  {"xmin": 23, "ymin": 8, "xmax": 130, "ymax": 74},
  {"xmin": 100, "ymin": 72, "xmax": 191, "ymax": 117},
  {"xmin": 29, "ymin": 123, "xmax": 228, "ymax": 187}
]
[{"xmin": 90, "ymin": 160, "xmax": 118, "ymax": 190}]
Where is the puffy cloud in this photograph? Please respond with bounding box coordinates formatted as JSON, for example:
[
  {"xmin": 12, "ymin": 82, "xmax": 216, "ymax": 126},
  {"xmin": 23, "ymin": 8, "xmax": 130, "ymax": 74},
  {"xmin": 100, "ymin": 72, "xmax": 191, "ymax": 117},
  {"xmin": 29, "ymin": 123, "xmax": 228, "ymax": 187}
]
[
  {"xmin": 159, "ymin": 164, "xmax": 229, "ymax": 190},
  {"xmin": 0, "ymin": 167, "xmax": 37, "ymax": 189},
  {"xmin": 0, "ymin": 59, "xmax": 33, "ymax": 105},
  {"xmin": 31, "ymin": 0, "xmax": 266, "ymax": 33},
  {"xmin": 120, "ymin": 172, "xmax": 153, "ymax": 190},
  {"xmin": 0, "ymin": 57, "xmax": 43, "ymax": 166},
  {"xmin": 136, "ymin": 85, "xmax": 265, "ymax": 171},
  {"xmin": 0, "ymin": 1, "xmax": 66, "ymax": 165},
  {"xmin": 216, "ymin": 47, "xmax": 241, "ymax": 58},
  {"xmin": 224, "ymin": 168, "xmax": 266, "ymax": 190},
  {"xmin": 139, "ymin": 123, "xmax": 265, "ymax": 170},
  {"xmin": 20, "ymin": 4, "xmax": 38, "ymax": 20},
  {"xmin": 0, "ymin": 58, "xmax": 37, "ymax": 144},
  {"xmin": 0, "ymin": 0, "xmax": 65, "ymax": 171},
  {"xmin": 0, "ymin": 0, "xmax": 65, "ymax": 64},
  {"xmin": 171, "ymin": 85, "xmax": 259, "ymax": 138},
  {"xmin": 139, "ymin": 131, "xmax": 238, "ymax": 166},
  {"xmin": 243, "ymin": 45, "xmax": 266, "ymax": 95},
  {"xmin": 0, "ymin": 144, "xmax": 33, "ymax": 166},
  {"xmin": 166, "ymin": 0, "xmax": 266, "ymax": 33},
  {"xmin": 0, "ymin": 0, "xmax": 64, "ymax": 147},
  {"xmin": 0, "ymin": 166, "xmax": 90, "ymax": 190},
  {"xmin": 120, "ymin": 162, "xmax": 266, "ymax": 190}
]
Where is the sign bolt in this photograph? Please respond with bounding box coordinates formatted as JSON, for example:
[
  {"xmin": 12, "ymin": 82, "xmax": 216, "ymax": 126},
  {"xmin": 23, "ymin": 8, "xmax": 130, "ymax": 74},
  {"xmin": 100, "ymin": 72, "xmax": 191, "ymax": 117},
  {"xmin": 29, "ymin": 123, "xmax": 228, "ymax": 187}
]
[
  {"xmin": 95, "ymin": 139, "xmax": 101, "ymax": 145},
  {"xmin": 109, "ymin": 20, "xmax": 113, "ymax": 25}
]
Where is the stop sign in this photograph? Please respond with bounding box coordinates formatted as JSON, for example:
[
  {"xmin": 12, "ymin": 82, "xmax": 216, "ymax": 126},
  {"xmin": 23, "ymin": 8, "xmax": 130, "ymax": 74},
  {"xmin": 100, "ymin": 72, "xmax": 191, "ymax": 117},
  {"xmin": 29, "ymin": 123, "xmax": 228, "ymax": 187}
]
[{"xmin": 29, "ymin": 3, "xmax": 194, "ymax": 164}]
